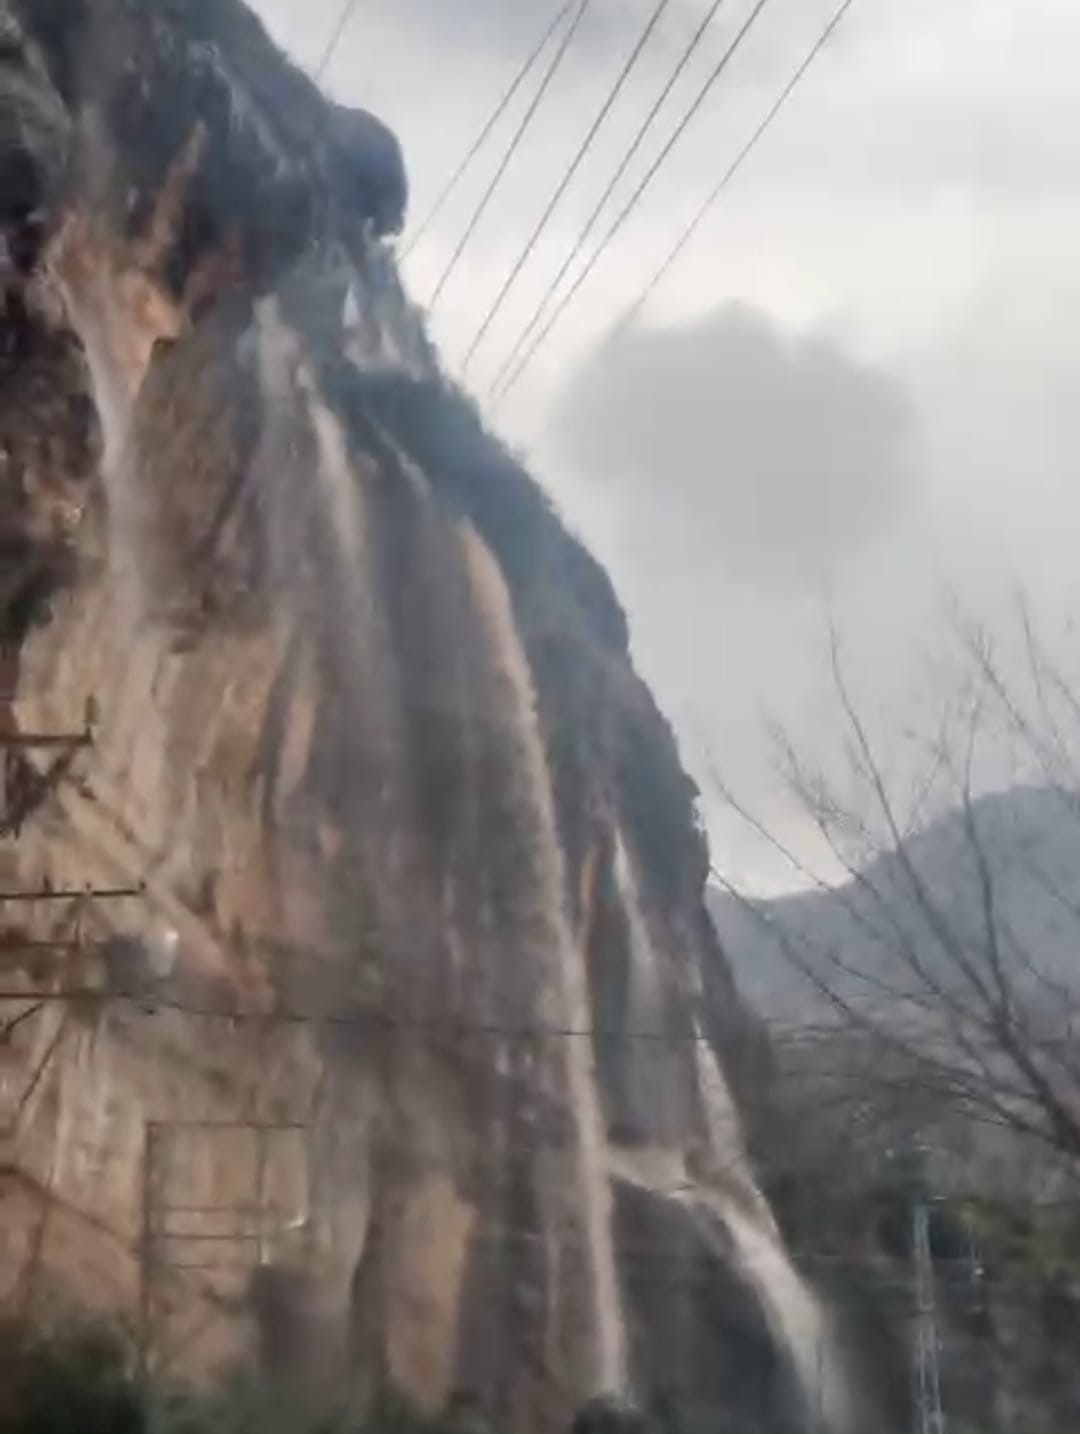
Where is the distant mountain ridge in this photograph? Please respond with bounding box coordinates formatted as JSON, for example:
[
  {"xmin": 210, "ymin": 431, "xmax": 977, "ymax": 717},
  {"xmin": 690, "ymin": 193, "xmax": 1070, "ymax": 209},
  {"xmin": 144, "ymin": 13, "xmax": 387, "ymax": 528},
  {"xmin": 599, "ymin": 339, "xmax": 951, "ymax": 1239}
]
[
  {"xmin": 710, "ymin": 784, "xmax": 1080, "ymax": 1023},
  {"xmin": 708, "ymin": 791, "xmax": 1080, "ymax": 1434}
]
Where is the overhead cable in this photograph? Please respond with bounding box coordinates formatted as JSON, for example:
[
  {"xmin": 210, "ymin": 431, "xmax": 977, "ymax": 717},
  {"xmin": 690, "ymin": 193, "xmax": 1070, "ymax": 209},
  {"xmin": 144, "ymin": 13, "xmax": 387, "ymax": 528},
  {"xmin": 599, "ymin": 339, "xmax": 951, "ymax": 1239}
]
[
  {"xmin": 316, "ymin": 0, "xmax": 364, "ymax": 81},
  {"xmin": 428, "ymin": 0, "xmax": 595, "ymax": 312},
  {"xmin": 489, "ymin": 0, "xmax": 729, "ymax": 397},
  {"xmin": 461, "ymin": 0, "xmax": 675, "ymax": 375},
  {"xmin": 620, "ymin": 0, "xmax": 862, "ymax": 329},
  {"xmin": 0, "ymin": 985, "xmax": 737, "ymax": 1048},
  {"xmin": 495, "ymin": 0, "xmax": 777, "ymax": 400},
  {"xmin": 403, "ymin": 0, "xmax": 577, "ymax": 259}
]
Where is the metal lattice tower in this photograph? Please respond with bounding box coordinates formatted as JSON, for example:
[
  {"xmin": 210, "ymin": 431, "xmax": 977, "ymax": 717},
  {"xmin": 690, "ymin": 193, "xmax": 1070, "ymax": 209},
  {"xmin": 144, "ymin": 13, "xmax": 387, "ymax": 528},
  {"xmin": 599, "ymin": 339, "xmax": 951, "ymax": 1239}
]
[{"xmin": 912, "ymin": 1201, "xmax": 946, "ymax": 1434}]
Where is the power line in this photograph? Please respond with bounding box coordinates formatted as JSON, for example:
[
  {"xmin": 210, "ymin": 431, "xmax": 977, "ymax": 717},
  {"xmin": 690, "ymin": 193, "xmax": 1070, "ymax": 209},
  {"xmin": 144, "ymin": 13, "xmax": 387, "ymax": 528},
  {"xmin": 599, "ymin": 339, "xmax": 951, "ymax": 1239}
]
[
  {"xmin": 460, "ymin": 0, "xmax": 676, "ymax": 376},
  {"xmin": 0, "ymin": 983, "xmax": 729, "ymax": 1048},
  {"xmin": 1, "ymin": 1001, "xmax": 43, "ymax": 1041},
  {"xmin": 16, "ymin": 980, "xmax": 1080, "ymax": 1220},
  {"xmin": 315, "ymin": 0, "xmax": 364, "ymax": 82},
  {"xmin": 489, "ymin": 0, "xmax": 729, "ymax": 398},
  {"xmin": 428, "ymin": 0, "xmax": 595, "ymax": 312},
  {"xmin": 403, "ymin": 0, "xmax": 577, "ymax": 259},
  {"xmin": 620, "ymin": 0, "xmax": 861, "ymax": 330},
  {"xmin": 495, "ymin": 0, "xmax": 777, "ymax": 401}
]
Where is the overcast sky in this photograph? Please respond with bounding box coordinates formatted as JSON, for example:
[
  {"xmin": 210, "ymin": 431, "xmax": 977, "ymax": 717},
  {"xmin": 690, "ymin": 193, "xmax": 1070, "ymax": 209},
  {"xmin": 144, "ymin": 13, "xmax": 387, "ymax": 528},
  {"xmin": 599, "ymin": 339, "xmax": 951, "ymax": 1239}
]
[{"xmin": 253, "ymin": 0, "xmax": 1080, "ymax": 890}]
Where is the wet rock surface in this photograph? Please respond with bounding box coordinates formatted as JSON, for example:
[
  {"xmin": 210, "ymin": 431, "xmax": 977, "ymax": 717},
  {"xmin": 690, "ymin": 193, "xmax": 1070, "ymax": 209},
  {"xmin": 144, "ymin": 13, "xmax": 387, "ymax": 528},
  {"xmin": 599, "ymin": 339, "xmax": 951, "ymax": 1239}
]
[{"xmin": 0, "ymin": 2, "xmax": 838, "ymax": 1429}]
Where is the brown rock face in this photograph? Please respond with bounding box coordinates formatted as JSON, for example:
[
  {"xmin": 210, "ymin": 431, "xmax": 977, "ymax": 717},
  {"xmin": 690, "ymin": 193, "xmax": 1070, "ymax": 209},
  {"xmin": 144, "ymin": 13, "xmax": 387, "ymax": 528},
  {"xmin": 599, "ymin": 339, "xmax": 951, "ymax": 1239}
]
[{"xmin": 0, "ymin": 3, "xmax": 844, "ymax": 1431}]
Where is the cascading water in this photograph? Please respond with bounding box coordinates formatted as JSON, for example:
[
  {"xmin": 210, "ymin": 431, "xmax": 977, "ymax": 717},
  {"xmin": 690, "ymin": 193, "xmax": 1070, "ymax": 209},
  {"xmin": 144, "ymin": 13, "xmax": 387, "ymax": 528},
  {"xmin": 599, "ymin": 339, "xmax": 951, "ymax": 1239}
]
[
  {"xmin": 613, "ymin": 827, "xmax": 850, "ymax": 1430},
  {"xmin": 719, "ymin": 1201, "xmax": 851, "ymax": 1433},
  {"xmin": 0, "ymin": 1, "xmax": 856, "ymax": 1424},
  {"xmin": 460, "ymin": 524, "xmax": 627, "ymax": 1397},
  {"xmin": 692, "ymin": 1026, "xmax": 851, "ymax": 1430}
]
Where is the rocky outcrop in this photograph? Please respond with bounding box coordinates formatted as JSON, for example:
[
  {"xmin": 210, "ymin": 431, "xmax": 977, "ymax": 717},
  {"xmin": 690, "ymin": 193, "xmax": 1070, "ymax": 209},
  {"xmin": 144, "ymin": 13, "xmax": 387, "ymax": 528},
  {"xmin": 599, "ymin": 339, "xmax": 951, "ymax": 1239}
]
[{"xmin": 0, "ymin": 3, "xmax": 843, "ymax": 1429}]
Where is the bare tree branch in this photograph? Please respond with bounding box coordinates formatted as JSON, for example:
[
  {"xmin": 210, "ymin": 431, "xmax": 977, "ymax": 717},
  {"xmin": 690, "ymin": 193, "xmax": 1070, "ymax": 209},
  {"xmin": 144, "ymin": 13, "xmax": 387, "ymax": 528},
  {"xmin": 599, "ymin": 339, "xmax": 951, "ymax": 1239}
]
[{"xmin": 713, "ymin": 608, "xmax": 1080, "ymax": 1181}]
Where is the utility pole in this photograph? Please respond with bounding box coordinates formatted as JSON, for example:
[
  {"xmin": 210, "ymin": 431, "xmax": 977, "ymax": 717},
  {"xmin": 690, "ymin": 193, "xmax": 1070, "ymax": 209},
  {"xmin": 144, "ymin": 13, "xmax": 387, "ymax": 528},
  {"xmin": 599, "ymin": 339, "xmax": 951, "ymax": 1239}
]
[
  {"xmin": 0, "ymin": 884, "xmax": 146, "ymax": 993},
  {"xmin": 912, "ymin": 1200, "xmax": 946, "ymax": 1434},
  {"xmin": 0, "ymin": 883, "xmax": 145, "ymax": 903},
  {"xmin": 0, "ymin": 730, "xmax": 93, "ymax": 750},
  {"xmin": 138, "ymin": 1122, "xmax": 159, "ymax": 1391},
  {"xmin": 0, "ymin": 720, "xmax": 95, "ymax": 838}
]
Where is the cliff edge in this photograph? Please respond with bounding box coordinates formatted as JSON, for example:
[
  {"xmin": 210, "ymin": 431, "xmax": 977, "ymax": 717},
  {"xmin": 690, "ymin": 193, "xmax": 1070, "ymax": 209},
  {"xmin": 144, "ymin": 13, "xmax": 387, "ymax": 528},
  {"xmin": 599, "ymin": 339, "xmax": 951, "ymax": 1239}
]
[{"xmin": 0, "ymin": 3, "xmax": 841, "ymax": 1430}]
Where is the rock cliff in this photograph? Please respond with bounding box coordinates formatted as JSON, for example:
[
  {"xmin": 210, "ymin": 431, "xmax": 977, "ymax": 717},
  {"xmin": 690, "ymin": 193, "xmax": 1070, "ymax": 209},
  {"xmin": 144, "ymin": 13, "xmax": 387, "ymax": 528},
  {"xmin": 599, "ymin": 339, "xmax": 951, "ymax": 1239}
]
[{"xmin": 0, "ymin": 2, "xmax": 843, "ymax": 1429}]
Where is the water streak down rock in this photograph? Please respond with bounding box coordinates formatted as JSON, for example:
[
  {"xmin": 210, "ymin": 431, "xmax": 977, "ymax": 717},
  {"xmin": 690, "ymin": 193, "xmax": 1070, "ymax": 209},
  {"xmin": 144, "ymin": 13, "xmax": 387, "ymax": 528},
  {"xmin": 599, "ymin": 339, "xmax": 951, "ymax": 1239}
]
[{"xmin": 0, "ymin": 2, "xmax": 845, "ymax": 1428}]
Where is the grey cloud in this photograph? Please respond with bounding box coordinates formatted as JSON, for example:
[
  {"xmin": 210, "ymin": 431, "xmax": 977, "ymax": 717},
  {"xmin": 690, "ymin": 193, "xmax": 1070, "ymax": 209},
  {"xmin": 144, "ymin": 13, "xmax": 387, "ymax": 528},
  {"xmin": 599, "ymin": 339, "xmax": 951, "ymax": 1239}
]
[
  {"xmin": 760, "ymin": 87, "xmax": 1080, "ymax": 203},
  {"xmin": 552, "ymin": 302, "xmax": 922, "ymax": 588},
  {"xmin": 251, "ymin": 0, "xmax": 1080, "ymax": 890},
  {"xmin": 376, "ymin": 0, "xmax": 702, "ymax": 59},
  {"xmin": 908, "ymin": 278, "xmax": 1080, "ymax": 591}
]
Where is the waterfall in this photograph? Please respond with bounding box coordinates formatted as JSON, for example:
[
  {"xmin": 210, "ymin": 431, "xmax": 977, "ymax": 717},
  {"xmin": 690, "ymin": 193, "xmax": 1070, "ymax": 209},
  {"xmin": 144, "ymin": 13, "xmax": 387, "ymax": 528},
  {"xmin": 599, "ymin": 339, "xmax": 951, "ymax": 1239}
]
[
  {"xmin": 1, "ymin": 0, "xmax": 868, "ymax": 1414},
  {"xmin": 720, "ymin": 1200, "xmax": 850, "ymax": 1433},
  {"xmin": 692, "ymin": 1029, "xmax": 851, "ymax": 1431},
  {"xmin": 459, "ymin": 522, "xmax": 627, "ymax": 1396},
  {"xmin": 612, "ymin": 831, "xmax": 663, "ymax": 1021},
  {"xmin": 611, "ymin": 827, "xmax": 849, "ymax": 1430}
]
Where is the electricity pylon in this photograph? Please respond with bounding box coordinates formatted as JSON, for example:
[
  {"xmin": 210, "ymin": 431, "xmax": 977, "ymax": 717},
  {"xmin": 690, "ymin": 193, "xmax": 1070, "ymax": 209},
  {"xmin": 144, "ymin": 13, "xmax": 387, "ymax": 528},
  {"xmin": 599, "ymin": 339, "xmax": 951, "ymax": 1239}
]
[{"xmin": 912, "ymin": 1200, "xmax": 946, "ymax": 1434}]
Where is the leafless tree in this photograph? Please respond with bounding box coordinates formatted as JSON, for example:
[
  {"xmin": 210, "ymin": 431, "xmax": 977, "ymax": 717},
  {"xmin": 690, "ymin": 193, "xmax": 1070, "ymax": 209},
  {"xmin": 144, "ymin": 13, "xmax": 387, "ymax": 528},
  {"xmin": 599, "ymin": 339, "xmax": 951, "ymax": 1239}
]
[{"xmin": 713, "ymin": 607, "xmax": 1080, "ymax": 1183}]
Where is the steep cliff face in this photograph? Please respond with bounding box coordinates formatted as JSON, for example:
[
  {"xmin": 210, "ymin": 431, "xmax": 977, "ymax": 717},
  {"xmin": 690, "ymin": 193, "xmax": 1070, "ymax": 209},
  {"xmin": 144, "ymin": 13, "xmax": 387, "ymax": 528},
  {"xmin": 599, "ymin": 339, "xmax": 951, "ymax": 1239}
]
[{"xmin": 0, "ymin": 3, "xmax": 842, "ymax": 1429}]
